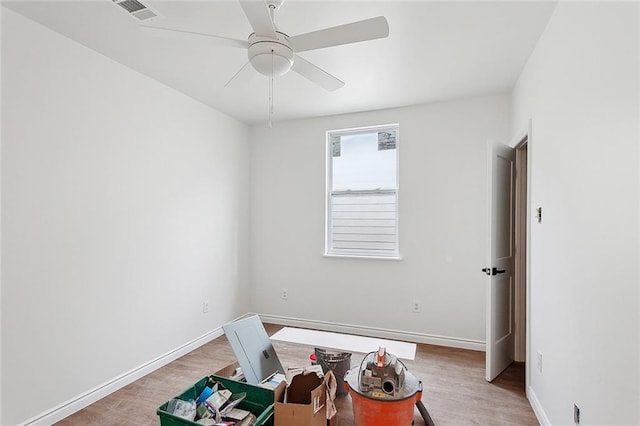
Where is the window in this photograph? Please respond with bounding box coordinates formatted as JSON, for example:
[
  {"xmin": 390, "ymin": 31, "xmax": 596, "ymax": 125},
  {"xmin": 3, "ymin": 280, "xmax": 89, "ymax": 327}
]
[{"xmin": 326, "ymin": 124, "xmax": 399, "ymax": 258}]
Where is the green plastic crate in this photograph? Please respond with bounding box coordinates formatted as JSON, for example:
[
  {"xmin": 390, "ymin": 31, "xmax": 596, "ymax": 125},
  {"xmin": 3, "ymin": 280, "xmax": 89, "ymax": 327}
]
[{"xmin": 157, "ymin": 375, "xmax": 276, "ymax": 426}]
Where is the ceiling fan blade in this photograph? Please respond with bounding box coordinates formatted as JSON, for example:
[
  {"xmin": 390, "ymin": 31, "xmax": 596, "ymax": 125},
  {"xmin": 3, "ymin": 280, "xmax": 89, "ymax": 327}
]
[
  {"xmin": 140, "ymin": 25, "xmax": 248, "ymax": 49},
  {"xmin": 291, "ymin": 55, "xmax": 345, "ymax": 92},
  {"xmin": 290, "ymin": 16, "xmax": 389, "ymax": 52},
  {"xmin": 225, "ymin": 61, "xmax": 258, "ymax": 88},
  {"xmin": 238, "ymin": 0, "xmax": 276, "ymax": 37}
]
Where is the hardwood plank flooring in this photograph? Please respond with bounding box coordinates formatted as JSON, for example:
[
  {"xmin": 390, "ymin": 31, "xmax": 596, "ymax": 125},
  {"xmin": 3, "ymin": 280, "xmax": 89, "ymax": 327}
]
[{"xmin": 56, "ymin": 324, "xmax": 538, "ymax": 426}]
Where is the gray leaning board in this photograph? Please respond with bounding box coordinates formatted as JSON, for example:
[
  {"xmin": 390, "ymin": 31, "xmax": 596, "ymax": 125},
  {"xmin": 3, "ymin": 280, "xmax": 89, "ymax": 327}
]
[{"xmin": 222, "ymin": 315, "xmax": 285, "ymax": 384}]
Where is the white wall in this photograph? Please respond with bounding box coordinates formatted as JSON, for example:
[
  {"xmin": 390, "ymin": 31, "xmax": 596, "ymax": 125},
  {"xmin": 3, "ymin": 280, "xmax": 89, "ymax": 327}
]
[
  {"xmin": 1, "ymin": 8, "xmax": 249, "ymax": 425},
  {"xmin": 511, "ymin": 2, "xmax": 639, "ymax": 424},
  {"xmin": 249, "ymin": 95, "xmax": 509, "ymax": 347}
]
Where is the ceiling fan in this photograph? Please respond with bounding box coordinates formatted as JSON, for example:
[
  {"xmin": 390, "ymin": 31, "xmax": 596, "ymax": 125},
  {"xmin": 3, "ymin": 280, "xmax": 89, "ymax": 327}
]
[{"xmin": 141, "ymin": 0, "xmax": 389, "ymax": 123}]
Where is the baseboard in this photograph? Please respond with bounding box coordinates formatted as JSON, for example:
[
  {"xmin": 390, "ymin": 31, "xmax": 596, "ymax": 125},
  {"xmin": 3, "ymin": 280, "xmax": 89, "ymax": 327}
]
[
  {"xmin": 527, "ymin": 385, "xmax": 551, "ymax": 426},
  {"xmin": 256, "ymin": 313, "xmax": 485, "ymax": 352},
  {"xmin": 21, "ymin": 327, "xmax": 225, "ymax": 426}
]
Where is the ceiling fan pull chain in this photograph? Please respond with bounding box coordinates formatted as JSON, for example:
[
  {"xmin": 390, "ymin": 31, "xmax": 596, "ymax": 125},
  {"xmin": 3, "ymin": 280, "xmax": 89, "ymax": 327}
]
[
  {"xmin": 268, "ymin": 50, "xmax": 274, "ymax": 128},
  {"xmin": 268, "ymin": 74, "xmax": 272, "ymax": 128}
]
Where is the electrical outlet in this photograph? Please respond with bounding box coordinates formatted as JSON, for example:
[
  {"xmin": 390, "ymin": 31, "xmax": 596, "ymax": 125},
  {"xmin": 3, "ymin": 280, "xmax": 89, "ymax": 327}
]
[
  {"xmin": 412, "ymin": 300, "xmax": 421, "ymax": 313},
  {"xmin": 281, "ymin": 288, "xmax": 288, "ymax": 300},
  {"xmin": 537, "ymin": 351, "xmax": 543, "ymax": 373},
  {"xmin": 203, "ymin": 300, "xmax": 209, "ymax": 314},
  {"xmin": 573, "ymin": 404, "xmax": 580, "ymax": 424}
]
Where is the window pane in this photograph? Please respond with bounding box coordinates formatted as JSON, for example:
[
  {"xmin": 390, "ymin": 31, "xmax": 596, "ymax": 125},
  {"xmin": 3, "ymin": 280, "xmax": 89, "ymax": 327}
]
[
  {"xmin": 332, "ymin": 131, "xmax": 397, "ymax": 191},
  {"xmin": 330, "ymin": 192, "xmax": 397, "ymax": 254},
  {"xmin": 327, "ymin": 125, "xmax": 399, "ymax": 258}
]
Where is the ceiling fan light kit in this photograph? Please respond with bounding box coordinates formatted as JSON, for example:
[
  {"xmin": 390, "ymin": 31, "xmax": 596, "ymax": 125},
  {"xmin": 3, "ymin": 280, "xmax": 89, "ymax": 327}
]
[
  {"xmin": 140, "ymin": 0, "xmax": 389, "ymax": 125},
  {"xmin": 248, "ymin": 33, "xmax": 294, "ymax": 77}
]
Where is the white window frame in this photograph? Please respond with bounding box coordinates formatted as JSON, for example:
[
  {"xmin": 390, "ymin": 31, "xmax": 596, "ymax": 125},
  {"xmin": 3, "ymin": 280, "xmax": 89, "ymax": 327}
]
[{"xmin": 325, "ymin": 124, "xmax": 400, "ymax": 259}]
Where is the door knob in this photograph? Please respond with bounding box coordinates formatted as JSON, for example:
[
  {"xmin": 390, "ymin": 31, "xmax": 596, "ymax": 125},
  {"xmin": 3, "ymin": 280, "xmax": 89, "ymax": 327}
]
[{"xmin": 482, "ymin": 267, "xmax": 506, "ymax": 276}]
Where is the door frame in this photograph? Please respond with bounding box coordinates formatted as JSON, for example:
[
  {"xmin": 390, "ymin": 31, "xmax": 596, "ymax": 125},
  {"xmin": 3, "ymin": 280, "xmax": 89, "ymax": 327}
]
[
  {"xmin": 509, "ymin": 120, "xmax": 532, "ymax": 388},
  {"xmin": 514, "ymin": 140, "xmax": 527, "ymax": 362}
]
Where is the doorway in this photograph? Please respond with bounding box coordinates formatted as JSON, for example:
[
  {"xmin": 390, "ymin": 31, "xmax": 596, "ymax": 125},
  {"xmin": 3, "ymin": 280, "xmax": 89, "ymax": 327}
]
[{"xmin": 514, "ymin": 139, "xmax": 528, "ymax": 364}]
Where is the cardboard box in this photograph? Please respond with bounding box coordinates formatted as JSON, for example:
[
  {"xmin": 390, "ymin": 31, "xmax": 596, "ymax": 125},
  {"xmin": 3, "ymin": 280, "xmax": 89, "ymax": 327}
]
[
  {"xmin": 215, "ymin": 361, "xmax": 241, "ymax": 378},
  {"xmin": 215, "ymin": 362, "xmax": 336, "ymax": 425},
  {"xmin": 275, "ymin": 373, "xmax": 326, "ymax": 426},
  {"xmin": 327, "ymin": 413, "xmax": 337, "ymax": 426}
]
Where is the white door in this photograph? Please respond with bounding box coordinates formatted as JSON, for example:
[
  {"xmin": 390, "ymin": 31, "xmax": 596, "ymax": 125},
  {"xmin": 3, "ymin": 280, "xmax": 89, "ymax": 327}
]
[{"xmin": 485, "ymin": 143, "xmax": 516, "ymax": 382}]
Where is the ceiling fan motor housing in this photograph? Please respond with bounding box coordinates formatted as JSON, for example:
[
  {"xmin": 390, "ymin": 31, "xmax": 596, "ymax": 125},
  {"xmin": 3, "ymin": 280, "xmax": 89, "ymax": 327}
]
[{"xmin": 248, "ymin": 32, "xmax": 294, "ymax": 77}]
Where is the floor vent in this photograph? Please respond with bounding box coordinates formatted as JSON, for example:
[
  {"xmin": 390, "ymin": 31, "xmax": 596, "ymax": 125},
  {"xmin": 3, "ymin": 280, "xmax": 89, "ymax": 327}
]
[{"xmin": 113, "ymin": 0, "xmax": 160, "ymax": 21}]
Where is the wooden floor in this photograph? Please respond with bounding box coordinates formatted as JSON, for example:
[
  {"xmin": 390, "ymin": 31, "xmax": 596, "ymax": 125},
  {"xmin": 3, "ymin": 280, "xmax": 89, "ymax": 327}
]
[{"xmin": 56, "ymin": 324, "xmax": 538, "ymax": 426}]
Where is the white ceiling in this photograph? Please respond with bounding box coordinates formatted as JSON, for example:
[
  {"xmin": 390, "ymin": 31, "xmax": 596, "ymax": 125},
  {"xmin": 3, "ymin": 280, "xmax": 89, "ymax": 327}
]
[{"xmin": 3, "ymin": 1, "xmax": 557, "ymax": 125}]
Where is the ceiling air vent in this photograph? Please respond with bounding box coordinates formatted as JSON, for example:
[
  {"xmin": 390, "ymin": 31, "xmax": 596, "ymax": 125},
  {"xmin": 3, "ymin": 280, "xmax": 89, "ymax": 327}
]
[{"xmin": 112, "ymin": 0, "xmax": 160, "ymax": 21}]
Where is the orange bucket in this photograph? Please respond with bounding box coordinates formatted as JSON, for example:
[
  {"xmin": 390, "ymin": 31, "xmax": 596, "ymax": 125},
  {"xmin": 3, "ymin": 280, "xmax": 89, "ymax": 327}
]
[
  {"xmin": 344, "ymin": 379, "xmax": 422, "ymax": 426},
  {"xmin": 344, "ymin": 348, "xmax": 423, "ymax": 426}
]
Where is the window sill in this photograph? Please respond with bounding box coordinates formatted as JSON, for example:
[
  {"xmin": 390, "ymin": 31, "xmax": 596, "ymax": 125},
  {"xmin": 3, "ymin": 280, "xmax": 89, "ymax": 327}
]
[{"xmin": 323, "ymin": 254, "xmax": 403, "ymax": 261}]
